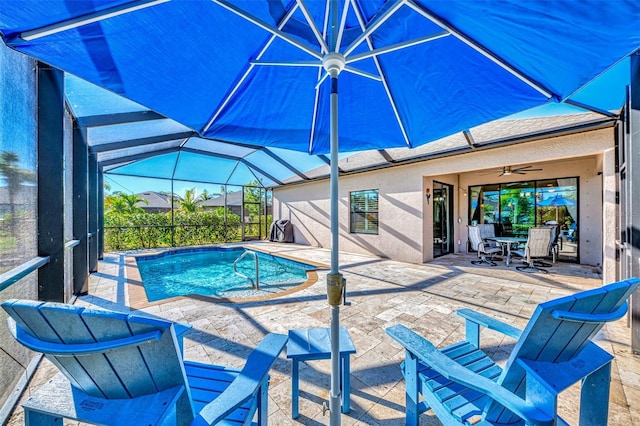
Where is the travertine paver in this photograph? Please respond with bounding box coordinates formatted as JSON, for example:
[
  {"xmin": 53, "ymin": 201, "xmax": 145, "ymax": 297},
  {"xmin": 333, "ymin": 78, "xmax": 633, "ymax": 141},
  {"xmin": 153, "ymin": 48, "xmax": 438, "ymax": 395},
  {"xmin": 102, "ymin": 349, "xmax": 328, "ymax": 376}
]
[{"xmin": 6, "ymin": 242, "xmax": 640, "ymax": 425}]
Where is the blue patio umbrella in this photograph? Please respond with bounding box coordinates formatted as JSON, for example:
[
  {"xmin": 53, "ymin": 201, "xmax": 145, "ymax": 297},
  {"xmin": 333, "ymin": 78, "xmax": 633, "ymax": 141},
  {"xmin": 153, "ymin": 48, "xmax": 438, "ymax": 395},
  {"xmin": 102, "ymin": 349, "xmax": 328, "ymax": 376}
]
[
  {"xmin": 538, "ymin": 194, "xmax": 576, "ymax": 223},
  {"xmin": 1, "ymin": 2, "xmax": 639, "ymax": 423},
  {"xmin": 538, "ymin": 194, "xmax": 576, "ymax": 207}
]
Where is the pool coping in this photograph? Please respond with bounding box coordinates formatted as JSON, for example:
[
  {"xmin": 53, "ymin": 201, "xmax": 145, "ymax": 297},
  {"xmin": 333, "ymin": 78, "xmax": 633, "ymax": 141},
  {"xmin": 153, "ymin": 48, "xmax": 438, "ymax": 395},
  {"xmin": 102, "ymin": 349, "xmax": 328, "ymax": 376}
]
[{"xmin": 125, "ymin": 244, "xmax": 328, "ymax": 310}]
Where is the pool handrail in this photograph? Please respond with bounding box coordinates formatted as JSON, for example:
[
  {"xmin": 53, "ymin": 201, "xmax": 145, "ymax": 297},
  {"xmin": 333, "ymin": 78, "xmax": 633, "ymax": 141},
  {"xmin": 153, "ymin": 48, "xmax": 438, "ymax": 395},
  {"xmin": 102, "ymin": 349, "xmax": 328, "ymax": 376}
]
[{"xmin": 233, "ymin": 250, "xmax": 260, "ymax": 290}]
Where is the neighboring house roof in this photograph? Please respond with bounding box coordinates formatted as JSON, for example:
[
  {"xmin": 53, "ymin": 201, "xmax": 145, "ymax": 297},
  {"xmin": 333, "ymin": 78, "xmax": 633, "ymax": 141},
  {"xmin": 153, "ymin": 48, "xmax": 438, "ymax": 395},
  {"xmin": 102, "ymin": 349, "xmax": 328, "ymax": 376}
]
[
  {"xmin": 135, "ymin": 191, "xmax": 171, "ymax": 209},
  {"xmin": 281, "ymin": 112, "xmax": 610, "ymax": 184},
  {"xmin": 201, "ymin": 191, "xmax": 243, "ymax": 208}
]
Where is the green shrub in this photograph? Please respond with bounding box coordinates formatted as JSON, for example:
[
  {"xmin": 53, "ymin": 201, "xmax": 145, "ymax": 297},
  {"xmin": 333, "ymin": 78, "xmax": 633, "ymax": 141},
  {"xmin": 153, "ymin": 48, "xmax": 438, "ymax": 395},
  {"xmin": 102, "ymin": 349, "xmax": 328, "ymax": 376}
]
[{"xmin": 104, "ymin": 208, "xmax": 243, "ymax": 251}]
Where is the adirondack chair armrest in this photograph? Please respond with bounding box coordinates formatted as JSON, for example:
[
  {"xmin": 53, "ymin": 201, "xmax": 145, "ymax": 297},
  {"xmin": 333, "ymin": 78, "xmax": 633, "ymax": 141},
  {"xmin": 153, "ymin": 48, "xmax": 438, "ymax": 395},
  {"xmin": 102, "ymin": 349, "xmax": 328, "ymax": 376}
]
[
  {"xmin": 7, "ymin": 317, "xmax": 162, "ymax": 355},
  {"xmin": 457, "ymin": 308, "xmax": 522, "ymax": 345},
  {"xmin": 173, "ymin": 323, "xmax": 191, "ymax": 355},
  {"xmin": 191, "ymin": 333, "xmax": 288, "ymax": 426},
  {"xmin": 551, "ymin": 301, "xmax": 628, "ymax": 323},
  {"xmin": 387, "ymin": 325, "xmax": 554, "ymax": 426}
]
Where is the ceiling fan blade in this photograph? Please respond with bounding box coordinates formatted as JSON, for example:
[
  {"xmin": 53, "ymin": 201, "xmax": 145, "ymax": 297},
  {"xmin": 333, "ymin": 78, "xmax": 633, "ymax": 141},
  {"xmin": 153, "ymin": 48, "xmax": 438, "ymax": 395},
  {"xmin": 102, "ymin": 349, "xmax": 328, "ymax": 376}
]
[{"xmin": 513, "ymin": 165, "xmax": 543, "ymax": 173}]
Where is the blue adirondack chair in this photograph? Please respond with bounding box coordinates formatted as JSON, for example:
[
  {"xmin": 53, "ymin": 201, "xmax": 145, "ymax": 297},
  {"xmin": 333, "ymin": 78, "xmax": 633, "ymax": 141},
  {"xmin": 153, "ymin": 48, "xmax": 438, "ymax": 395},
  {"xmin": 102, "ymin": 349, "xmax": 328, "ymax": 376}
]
[
  {"xmin": 387, "ymin": 277, "xmax": 640, "ymax": 426},
  {"xmin": 2, "ymin": 299, "xmax": 288, "ymax": 426}
]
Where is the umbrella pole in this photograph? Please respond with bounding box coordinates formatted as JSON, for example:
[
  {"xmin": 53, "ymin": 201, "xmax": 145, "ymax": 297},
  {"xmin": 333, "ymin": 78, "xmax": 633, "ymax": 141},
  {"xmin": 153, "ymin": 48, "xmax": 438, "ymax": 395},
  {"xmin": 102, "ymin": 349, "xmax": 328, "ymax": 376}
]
[
  {"xmin": 326, "ymin": 74, "xmax": 344, "ymax": 426},
  {"xmin": 326, "ymin": 3, "xmax": 344, "ymax": 422}
]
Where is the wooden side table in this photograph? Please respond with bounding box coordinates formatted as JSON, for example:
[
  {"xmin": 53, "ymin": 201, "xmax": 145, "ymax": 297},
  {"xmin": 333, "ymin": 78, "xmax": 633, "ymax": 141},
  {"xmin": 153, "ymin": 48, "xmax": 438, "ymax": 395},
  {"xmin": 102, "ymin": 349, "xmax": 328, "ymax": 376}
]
[{"xmin": 286, "ymin": 327, "xmax": 357, "ymax": 419}]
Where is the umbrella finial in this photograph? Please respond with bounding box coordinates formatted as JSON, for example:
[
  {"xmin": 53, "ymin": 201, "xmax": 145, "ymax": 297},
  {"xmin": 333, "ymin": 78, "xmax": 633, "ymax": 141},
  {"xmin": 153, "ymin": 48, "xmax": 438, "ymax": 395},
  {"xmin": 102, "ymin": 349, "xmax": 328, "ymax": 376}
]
[{"xmin": 323, "ymin": 52, "xmax": 345, "ymax": 77}]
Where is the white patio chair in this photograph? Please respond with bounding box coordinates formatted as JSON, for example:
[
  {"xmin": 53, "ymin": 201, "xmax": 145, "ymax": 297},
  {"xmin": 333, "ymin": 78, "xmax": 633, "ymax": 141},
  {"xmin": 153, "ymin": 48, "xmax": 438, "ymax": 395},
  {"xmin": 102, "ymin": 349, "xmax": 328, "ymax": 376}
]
[
  {"xmin": 468, "ymin": 226, "xmax": 502, "ymax": 266},
  {"xmin": 512, "ymin": 227, "xmax": 553, "ymax": 273}
]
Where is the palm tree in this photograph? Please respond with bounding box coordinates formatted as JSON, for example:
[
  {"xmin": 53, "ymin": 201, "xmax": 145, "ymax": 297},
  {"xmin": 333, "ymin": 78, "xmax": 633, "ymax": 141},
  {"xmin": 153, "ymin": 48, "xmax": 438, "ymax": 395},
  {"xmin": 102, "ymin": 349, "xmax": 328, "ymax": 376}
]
[
  {"xmin": 105, "ymin": 192, "xmax": 147, "ymax": 215},
  {"xmin": 177, "ymin": 188, "xmax": 204, "ymax": 213},
  {"xmin": 0, "ymin": 151, "xmax": 34, "ymax": 227},
  {"xmin": 200, "ymin": 189, "xmax": 218, "ymax": 200}
]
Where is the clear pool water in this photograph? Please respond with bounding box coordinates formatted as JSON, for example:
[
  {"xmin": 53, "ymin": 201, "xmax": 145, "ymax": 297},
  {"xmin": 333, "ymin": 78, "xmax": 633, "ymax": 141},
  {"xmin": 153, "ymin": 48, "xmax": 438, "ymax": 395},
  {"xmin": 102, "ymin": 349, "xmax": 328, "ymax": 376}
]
[{"xmin": 135, "ymin": 247, "xmax": 314, "ymax": 301}]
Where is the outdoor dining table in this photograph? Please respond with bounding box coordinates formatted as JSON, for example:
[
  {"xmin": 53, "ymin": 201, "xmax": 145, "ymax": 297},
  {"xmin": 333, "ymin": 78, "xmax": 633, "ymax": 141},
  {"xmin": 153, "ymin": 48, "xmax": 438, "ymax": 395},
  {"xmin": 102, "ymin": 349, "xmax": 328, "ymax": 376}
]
[{"xmin": 487, "ymin": 236, "xmax": 528, "ymax": 266}]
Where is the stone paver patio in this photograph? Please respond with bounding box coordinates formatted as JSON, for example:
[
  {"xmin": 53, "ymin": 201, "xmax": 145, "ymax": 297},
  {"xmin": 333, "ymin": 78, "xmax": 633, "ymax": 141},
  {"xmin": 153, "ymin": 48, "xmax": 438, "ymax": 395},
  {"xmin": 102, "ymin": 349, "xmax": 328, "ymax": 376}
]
[{"xmin": 7, "ymin": 242, "xmax": 640, "ymax": 425}]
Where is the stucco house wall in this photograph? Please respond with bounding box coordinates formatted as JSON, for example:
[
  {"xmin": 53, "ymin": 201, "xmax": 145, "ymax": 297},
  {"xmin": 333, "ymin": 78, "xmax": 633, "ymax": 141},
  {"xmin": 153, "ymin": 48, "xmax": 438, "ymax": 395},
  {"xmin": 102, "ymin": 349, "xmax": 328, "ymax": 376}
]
[
  {"xmin": 273, "ymin": 165, "xmax": 425, "ymax": 263},
  {"xmin": 272, "ymin": 127, "xmax": 615, "ymax": 271}
]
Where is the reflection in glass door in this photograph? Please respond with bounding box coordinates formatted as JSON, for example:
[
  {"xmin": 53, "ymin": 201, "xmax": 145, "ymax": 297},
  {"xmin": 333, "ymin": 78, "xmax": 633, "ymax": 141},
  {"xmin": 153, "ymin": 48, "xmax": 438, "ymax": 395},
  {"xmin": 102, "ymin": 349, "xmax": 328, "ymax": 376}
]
[{"xmin": 433, "ymin": 181, "xmax": 453, "ymax": 257}]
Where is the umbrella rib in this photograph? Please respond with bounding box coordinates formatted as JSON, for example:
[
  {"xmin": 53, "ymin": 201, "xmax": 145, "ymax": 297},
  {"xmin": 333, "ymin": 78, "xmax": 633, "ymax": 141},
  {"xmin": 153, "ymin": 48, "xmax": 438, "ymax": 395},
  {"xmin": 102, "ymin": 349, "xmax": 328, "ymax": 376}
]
[
  {"xmin": 251, "ymin": 60, "xmax": 321, "ymax": 67},
  {"xmin": 308, "ymin": 66, "xmax": 324, "ymax": 152},
  {"xmin": 211, "ymin": 0, "xmax": 321, "ymax": 60},
  {"xmin": 20, "ymin": 0, "xmax": 168, "ymax": 41},
  {"xmin": 307, "ymin": 2, "xmax": 332, "ymax": 154},
  {"xmin": 344, "ymin": 66, "xmax": 382, "ymax": 81},
  {"xmin": 346, "ymin": 32, "xmax": 450, "ymax": 64},
  {"xmin": 334, "ymin": 0, "xmax": 351, "ymax": 53},
  {"xmin": 349, "ymin": 0, "xmax": 411, "ymax": 147},
  {"xmin": 343, "ymin": 0, "xmax": 405, "ymax": 57},
  {"xmin": 202, "ymin": 3, "xmax": 300, "ymax": 134},
  {"xmin": 295, "ymin": 0, "xmax": 330, "ymax": 54},
  {"xmin": 314, "ymin": 72, "xmax": 330, "ymax": 89},
  {"xmin": 405, "ymin": 0, "xmax": 554, "ymax": 99}
]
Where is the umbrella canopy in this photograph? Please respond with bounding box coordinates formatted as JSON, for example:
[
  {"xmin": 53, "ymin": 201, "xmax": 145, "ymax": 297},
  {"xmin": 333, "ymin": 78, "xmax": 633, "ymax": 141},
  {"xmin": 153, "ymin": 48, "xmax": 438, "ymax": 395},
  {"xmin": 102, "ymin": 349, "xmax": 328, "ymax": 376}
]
[
  {"xmin": 1, "ymin": 1, "xmax": 638, "ymax": 154},
  {"xmin": 2, "ymin": 2, "xmax": 639, "ymax": 423}
]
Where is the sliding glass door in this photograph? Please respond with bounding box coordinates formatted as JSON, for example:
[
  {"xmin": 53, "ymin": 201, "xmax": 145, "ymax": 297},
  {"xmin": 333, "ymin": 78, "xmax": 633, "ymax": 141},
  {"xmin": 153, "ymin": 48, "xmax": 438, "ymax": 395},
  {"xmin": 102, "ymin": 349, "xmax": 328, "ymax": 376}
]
[{"xmin": 469, "ymin": 177, "xmax": 578, "ymax": 262}]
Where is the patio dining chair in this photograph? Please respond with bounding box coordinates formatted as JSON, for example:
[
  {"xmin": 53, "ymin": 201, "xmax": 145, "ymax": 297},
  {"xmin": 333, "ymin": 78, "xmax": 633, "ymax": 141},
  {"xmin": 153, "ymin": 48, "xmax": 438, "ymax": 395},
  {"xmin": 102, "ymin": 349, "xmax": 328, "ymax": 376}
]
[
  {"xmin": 478, "ymin": 223, "xmax": 496, "ymax": 240},
  {"xmin": 2, "ymin": 299, "xmax": 287, "ymax": 426},
  {"xmin": 468, "ymin": 225, "xmax": 502, "ymax": 266},
  {"xmin": 541, "ymin": 223, "xmax": 561, "ymax": 264},
  {"xmin": 387, "ymin": 277, "xmax": 640, "ymax": 426},
  {"xmin": 512, "ymin": 227, "xmax": 553, "ymax": 273}
]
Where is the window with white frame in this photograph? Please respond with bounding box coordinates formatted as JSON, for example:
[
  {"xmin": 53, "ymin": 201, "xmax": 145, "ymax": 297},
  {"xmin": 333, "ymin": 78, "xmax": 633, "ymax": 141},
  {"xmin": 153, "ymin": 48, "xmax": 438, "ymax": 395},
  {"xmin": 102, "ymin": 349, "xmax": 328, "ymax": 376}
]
[{"xmin": 350, "ymin": 189, "xmax": 378, "ymax": 234}]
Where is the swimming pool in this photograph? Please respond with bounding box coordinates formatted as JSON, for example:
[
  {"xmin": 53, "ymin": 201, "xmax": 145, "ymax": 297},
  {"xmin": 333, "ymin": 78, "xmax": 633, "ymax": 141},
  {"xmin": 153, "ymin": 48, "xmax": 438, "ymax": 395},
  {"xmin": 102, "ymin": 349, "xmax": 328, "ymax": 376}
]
[{"xmin": 135, "ymin": 247, "xmax": 316, "ymax": 301}]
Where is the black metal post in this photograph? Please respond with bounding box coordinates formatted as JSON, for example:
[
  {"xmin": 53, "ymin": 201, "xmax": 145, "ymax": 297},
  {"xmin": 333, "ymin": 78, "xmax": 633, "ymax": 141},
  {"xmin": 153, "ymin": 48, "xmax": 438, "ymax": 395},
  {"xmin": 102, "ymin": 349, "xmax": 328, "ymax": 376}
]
[
  {"xmin": 88, "ymin": 153, "xmax": 98, "ymax": 272},
  {"xmin": 72, "ymin": 125, "xmax": 89, "ymax": 295},
  {"xmin": 98, "ymin": 165, "xmax": 104, "ymax": 260},
  {"xmin": 37, "ymin": 64, "xmax": 65, "ymax": 301}
]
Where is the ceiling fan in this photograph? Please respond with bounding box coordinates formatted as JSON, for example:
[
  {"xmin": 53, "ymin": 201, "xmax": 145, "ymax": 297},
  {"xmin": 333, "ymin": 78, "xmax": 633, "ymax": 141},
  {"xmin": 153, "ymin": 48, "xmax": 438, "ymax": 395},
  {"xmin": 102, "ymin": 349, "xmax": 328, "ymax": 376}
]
[{"xmin": 480, "ymin": 165, "xmax": 543, "ymax": 176}]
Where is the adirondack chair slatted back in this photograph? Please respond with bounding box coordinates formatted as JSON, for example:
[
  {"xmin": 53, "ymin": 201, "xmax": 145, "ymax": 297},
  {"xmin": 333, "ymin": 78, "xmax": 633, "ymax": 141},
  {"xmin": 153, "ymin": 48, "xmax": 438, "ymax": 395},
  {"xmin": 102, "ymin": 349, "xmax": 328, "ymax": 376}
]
[
  {"xmin": 2, "ymin": 300, "xmax": 190, "ymax": 402},
  {"xmin": 485, "ymin": 278, "xmax": 638, "ymax": 424}
]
